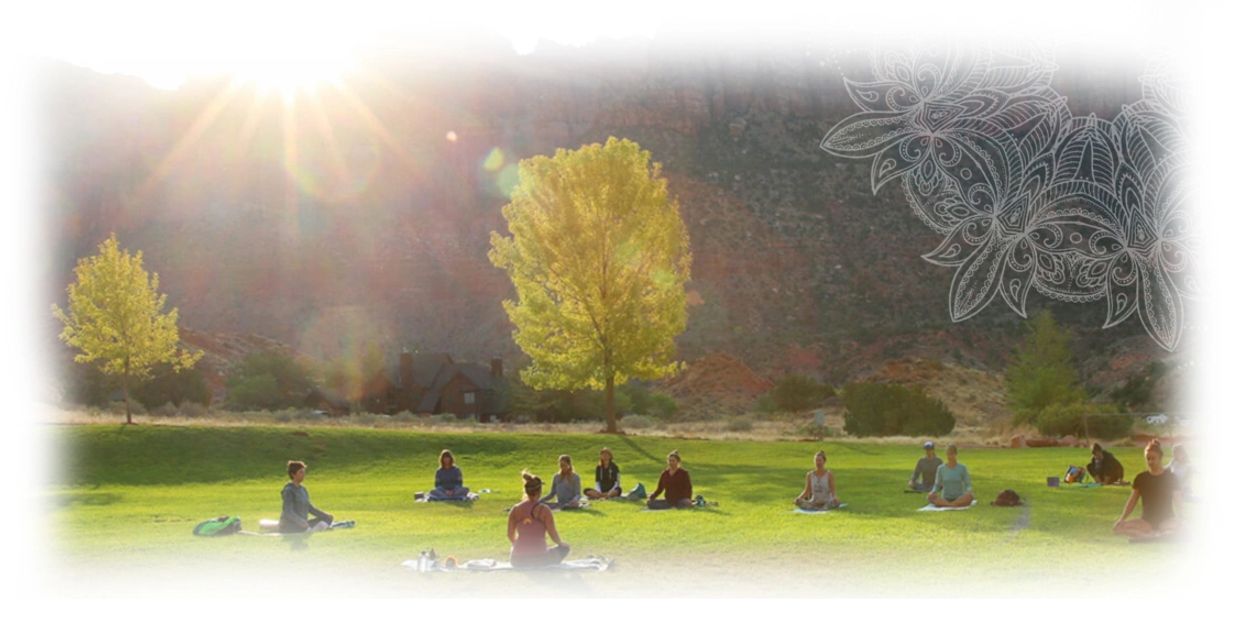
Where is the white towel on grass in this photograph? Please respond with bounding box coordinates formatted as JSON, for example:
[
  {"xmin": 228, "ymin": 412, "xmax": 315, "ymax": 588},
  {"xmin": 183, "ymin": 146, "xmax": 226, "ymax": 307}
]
[
  {"xmin": 792, "ymin": 504, "xmax": 847, "ymax": 515},
  {"xmin": 402, "ymin": 556, "xmax": 612, "ymax": 572},
  {"xmin": 415, "ymin": 492, "xmax": 480, "ymax": 503},
  {"xmin": 918, "ymin": 500, "xmax": 978, "ymax": 512}
]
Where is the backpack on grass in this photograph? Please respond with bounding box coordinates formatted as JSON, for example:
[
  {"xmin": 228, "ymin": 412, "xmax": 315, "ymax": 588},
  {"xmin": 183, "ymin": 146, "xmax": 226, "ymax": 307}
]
[
  {"xmin": 193, "ymin": 515, "xmax": 242, "ymax": 537},
  {"xmin": 1064, "ymin": 465, "xmax": 1086, "ymax": 484},
  {"xmin": 991, "ymin": 489, "xmax": 1023, "ymax": 507}
]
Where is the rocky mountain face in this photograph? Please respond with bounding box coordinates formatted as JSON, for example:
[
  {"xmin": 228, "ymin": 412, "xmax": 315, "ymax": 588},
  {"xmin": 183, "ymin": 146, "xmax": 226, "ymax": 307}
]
[{"xmin": 37, "ymin": 37, "xmax": 1186, "ymax": 415}]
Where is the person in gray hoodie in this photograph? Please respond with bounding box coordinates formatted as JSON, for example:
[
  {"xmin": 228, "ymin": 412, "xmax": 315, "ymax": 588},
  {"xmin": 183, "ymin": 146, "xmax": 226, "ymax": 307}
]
[
  {"xmin": 907, "ymin": 441, "xmax": 942, "ymax": 492},
  {"xmin": 279, "ymin": 460, "xmax": 333, "ymax": 533},
  {"xmin": 541, "ymin": 454, "xmax": 584, "ymax": 509}
]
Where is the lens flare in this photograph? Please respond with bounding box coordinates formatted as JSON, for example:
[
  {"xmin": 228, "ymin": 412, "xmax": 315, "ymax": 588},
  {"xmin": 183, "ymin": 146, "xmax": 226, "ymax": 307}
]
[{"xmin": 482, "ymin": 147, "xmax": 505, "ymax": 172}]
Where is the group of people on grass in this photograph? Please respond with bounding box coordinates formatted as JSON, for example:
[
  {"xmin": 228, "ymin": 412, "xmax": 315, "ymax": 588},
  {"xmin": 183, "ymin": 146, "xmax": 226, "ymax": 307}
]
[
  {"xmin": 278, "ymin": 437, "xmax": 1192, "ymax": 564},
  {"xmin": 905, "ymin": 442, "xmax": 974, "ymax": 507}
]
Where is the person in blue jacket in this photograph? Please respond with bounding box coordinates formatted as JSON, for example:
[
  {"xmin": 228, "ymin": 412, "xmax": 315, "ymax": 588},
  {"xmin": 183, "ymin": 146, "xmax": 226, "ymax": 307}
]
[{"xmin": 428, "ymin": 449, "xmax": 471, "ymax": 501}]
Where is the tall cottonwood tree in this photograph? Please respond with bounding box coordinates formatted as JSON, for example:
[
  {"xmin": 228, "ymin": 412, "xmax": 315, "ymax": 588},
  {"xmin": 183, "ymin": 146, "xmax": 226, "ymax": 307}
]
[
  {"xmin": 489, "ymin": 137, "xmax": 692, "ymax": 433},
  {"xmin": 1005, "ymin": 309, "xmax": 1086, "ymax": 424},
  {"xmin": 53, "ymin": 234, "xmax": 202, "ymax": 424}
]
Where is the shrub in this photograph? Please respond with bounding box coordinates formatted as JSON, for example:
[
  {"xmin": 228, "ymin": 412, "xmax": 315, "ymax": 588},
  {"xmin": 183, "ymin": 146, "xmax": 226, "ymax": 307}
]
[
  {"xmin": 770, "ymin": 374, "xmax": 834, "ymax": 413},
  {"xmin": 841, "ymin": 382, "xmax": 955, "ymax": 437},
  {"xmin": 150, "ymin": 402, "xmax": 179, "ymax": 417},
  {"xmin": 647, "ymin": 392, "xmax": 679, "ymax": 419},
  {"xmin": 616, "ymin": 383, "xmax": 678, "ymax": 419},
  {"xmin": 621, "ymin": 414, "xmax": 655, "ymax": 430},
  {"xmin": 799, "ymin": 422, "xmax": 836, "ymax": 440},
  {"xmin": 295, "ymin": 409, "xmax": 326, "ymax": 423},
  {"xmin": 354, "ymin": 413, "xmax": 383, "ymax": 427},
  {"xmin": 226, "ymin": 351, "xmax": 316, "ymax": 411},
  {"xmin": 178, "ymin": 401, "xmax": 209, "ymax": 418},
  {"xmin": 107, "ymin": 400, "xmax": 146, "ymax": 417},
  {"xmin": 725, "ymin": 417, "xmax": 753, "ymax": 432},
  {"xmin": 133, "ymin": 364, "xmax": 212, "ymax": 409},
  {"xmin": 62, "ymin": 363, "xmax": 115, "ymax": 407},
  {"xmin": 1035, "ymin": 401, "xmax": 1132, "ymax": 439}
]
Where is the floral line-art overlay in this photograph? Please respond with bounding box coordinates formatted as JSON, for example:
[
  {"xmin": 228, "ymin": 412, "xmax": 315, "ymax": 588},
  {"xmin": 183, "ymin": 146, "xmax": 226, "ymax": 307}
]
[{"xmin": 821, "ymin": 48, "xmax": 1194, "ymax": 351}]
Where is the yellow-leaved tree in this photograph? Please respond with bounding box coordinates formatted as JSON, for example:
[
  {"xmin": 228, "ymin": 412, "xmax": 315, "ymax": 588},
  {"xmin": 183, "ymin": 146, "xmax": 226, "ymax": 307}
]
[
  {"xmin": 52, "ymin": 234, "xmax": 202, "ymax": 424},
  {"xmin": 489, "ymin": 137, "xmax": 692, "ymax": 433}
]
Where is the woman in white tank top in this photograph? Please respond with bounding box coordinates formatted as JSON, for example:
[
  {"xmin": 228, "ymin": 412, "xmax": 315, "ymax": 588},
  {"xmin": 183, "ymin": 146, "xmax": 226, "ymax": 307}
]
[{"xmin": 795, "ymin": 450, "xmax": 840, "ymax": 510}]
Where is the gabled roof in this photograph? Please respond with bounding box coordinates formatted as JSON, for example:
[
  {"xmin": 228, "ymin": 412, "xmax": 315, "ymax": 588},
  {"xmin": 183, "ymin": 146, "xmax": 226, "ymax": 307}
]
[
  {"xmin": 456, "ymin": 364, "xmax": 496, "ymax": 391},
  {"xmin": 414, "ymin": 361, "xmax": 497, "ymax": 413},
  {"xmin": 409, "ymin": 352, "xmax": 453, "ymax": 388}
]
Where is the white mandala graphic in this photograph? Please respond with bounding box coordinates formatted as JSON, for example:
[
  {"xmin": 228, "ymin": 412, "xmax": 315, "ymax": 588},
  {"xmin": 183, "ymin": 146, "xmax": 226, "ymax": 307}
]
[{"xmin": 821, "ymin": 48, "xmax": 1194, "ymax": 351}]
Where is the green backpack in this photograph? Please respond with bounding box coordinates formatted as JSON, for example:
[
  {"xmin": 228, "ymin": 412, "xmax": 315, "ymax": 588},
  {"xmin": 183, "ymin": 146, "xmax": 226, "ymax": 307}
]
[{"xmin": 193, "ymin": 515, "xmax": 242, "ymax": 537}]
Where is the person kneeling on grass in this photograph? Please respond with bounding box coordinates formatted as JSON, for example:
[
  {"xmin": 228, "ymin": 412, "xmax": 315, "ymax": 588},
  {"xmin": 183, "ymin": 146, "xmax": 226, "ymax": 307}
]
[
  {"xmin": 795, "ymin": 449, "xmax": 840, "ymax": 510},
  {"xmin": 928, "ymin": 444, "xmax": 974, "ymax": 507},
  {"xmin": 428, "ymin": 449, "xmax": 471, "ymax": 501},
  {"xmin": 508, "ymin": 471, "xmax": 570, "ymax": 568},
  {"xmin": 280, "ymin": 460, "xmax": 334, "ymax": 533},
  {"xmin": 541, "ymin": 454, "xmax": 584, "ymax": 510},
  {"xmin": 907, "ymin": 440, "xmax": 941, "ymax": 492},
  {"xmin": 584, "ymin": 447, "xmax": 621, "ymax": 500},
  {"xmin": 1088, "ymin": 443, "xmax": 1125, "ymax": 485},
  {"xmin": 648, "ymin": 450, "xmax": 693, "ymax": 509},
  {"xmin": 1114, "ymin": 439, "xmax": 1180, "ymax": 540}
]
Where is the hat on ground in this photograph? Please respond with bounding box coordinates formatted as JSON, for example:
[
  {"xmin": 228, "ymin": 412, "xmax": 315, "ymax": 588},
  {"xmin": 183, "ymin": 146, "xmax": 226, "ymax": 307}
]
[{"xmin": 923, "ymin": 441, "xmax": 935, "ymax": 449}]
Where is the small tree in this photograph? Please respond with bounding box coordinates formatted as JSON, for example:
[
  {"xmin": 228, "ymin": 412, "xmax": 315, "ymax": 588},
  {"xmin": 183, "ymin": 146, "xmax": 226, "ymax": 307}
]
[
  {"xmin": 52, "ymin": 235, "xmax": 202, "ymax": 424},
  {"xmin": 489, "ymin": 137, "xmax": 692, "ymax": 432},
  {"xmin": 1005, "ymin": 310, "xmax": 1086, "ymax": 425},
  {"xmin": 770, "ymin": 374, "xmax": 834, "ymax": 414}
]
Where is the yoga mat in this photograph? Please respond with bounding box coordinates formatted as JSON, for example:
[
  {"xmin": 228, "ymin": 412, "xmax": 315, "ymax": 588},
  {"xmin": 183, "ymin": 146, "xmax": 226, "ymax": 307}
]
[
  {"xmin": 917, "ymin": 500, "xmax": 978, "ymax": 512},
  {"xmin": 402, "ymin": 556, "xmax": 613, "ymax": 573},
  {"xmin": 792, "ymin": 504, "xmax": 847, "ymax": 515},
  {"xmin": 237, "ymin": 520, "xmax": 355, "ymax": 537},
  {"xmin": 415, "ymin": 492, "xmax": 480, "ymax": 503}
]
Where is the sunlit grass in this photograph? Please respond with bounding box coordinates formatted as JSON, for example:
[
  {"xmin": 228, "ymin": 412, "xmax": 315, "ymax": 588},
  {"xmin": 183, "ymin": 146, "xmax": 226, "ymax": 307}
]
[{"xmin": 48, "ymin": 424, "xmax": 1182, "ymax": 595}]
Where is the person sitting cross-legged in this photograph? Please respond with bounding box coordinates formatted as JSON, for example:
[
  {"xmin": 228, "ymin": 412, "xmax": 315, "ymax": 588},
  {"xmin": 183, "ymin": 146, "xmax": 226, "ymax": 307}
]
[
  {"xmin": 427, "ymin": 449, "xmax": 471, "ymax": 501},
  {"xmin": 584, "ymin": 447, "xmax": 622, "ymax": 500},
  {"xmin": 279, "ymin": 460, "xmax": 334, "ymax": 533},
  {"xmin": 508, "ymin": 471, "xmax": 570, "ymax": 568},
  {"xmin": 1114, "ymin": 439, "xmax": 1181, "ymax": 540},
  {"xmin": 907, "ymin": 440, "xmax": 942, "ymax": 492},
  {"xmin": 541, "ymin": 454, "xmax": 584, "ymax": 510},
  {"xmin": 794, "ymin": 449, "xmax": 841, "ymax": 510},
  {"xmin": 928, "ymin": 444, "xmax": 974, "ymax": 507},
  {"xmin": 647, "ymin": 450, "xmax": 693, "ymax": 510}
]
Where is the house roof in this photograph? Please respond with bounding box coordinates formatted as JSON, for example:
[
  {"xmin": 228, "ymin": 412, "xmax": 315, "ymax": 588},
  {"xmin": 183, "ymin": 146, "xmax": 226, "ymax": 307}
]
[
  {"xmin": 408, "ymin": 352, "xmax": 453, "ymax": 388},
  {"xmin": 415, "ymin": 361, "xmax": 497, "ymax": 413}
]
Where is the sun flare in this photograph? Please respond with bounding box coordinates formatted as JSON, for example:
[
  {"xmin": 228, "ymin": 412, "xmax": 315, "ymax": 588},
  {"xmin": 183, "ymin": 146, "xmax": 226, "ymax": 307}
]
[{"xmin": 232, "ymin": 59, "xmax": 350, "ymax": 97}]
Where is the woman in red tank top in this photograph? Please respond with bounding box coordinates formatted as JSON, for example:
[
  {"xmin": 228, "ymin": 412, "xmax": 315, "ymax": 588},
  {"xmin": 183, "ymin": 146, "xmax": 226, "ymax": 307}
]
[{"xmin": 507, "ymin": 470, "xmax": 571, "ymax": 567}]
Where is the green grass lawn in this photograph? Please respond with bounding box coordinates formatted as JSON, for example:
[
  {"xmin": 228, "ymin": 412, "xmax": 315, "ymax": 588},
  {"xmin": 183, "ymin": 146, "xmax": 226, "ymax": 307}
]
[{"xmin": 46, "ymin": 424, "xmax": 1184, "ymax": 596}]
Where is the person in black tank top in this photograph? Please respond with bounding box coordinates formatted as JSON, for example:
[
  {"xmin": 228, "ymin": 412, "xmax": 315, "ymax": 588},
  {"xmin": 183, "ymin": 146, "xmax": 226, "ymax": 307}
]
[
  {"xmin": 1114, "ymin": 439, "xmax": 1181, "ymax": 540},
  {"xmin": 585, "ymin": 447, "xmax": 622, "ymax": 499}
]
